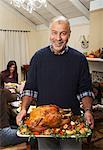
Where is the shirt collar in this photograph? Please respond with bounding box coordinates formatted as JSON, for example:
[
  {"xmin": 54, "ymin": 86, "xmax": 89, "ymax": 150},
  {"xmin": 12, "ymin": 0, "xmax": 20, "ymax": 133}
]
[{"xmin": 50, "ymin": 45, "xmax": 69, "ymax": 55}]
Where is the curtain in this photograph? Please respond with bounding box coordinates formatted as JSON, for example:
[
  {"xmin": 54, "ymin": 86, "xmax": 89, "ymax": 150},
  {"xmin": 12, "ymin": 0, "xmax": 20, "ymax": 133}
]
[
  {"xmin": 0, "ymin": 31, "xmax": 5, "ymax": 72},
  {"xmin": 0, "ymin": 30, "xmax": 30, "ymax": 82}
]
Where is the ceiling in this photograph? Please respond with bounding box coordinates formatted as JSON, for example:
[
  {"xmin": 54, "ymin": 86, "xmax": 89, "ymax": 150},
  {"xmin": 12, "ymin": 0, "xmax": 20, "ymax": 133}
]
[{"xmin": 2, "ymin": 0, "xmax": 94, "ymax": 27}]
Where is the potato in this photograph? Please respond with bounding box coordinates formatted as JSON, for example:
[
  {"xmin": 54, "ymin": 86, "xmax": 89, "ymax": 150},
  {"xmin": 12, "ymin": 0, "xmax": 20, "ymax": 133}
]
[
  {"xmin": 66, "ymin": 129, "xmax": 76, "ymax": 135},
  {"xmin": 79, "ymin": 128, "xmax": 88, "ymax": 134}
]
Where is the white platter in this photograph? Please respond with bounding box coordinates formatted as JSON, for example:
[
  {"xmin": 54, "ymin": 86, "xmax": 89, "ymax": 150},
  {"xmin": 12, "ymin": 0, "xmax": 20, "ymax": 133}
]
[{"xmin": 10, "ymin": 101, "xmax": 21, "ymax": 107}]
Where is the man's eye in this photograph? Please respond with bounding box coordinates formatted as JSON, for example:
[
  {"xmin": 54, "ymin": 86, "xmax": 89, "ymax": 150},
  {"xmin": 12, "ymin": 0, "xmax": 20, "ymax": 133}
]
[
  {"xmin": 61, "ymin": 32, "xmax": 67, "ymax": 36},
  {"xmin": 52, "ymin": 32, "xmax": 57, "ymax": 35}
]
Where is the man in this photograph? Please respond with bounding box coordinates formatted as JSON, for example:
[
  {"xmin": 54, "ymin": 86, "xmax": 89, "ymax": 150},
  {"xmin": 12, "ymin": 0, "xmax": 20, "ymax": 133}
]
[{"xmin": 16, "ymin": 16, "xmax": 94, "ymax": 150}]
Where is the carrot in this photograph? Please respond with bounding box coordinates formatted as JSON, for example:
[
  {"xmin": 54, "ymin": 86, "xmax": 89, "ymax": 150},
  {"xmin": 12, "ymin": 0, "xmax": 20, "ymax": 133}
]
[
  {"xmin": 24, "ymin": 120, "xmax": 31, "ymax": 126},
  {"xmin": 78, "ymin": 122, "xmax": 85, "ymax": 129},
  {"xmin": 34, "ymin": 131, "xmax": 40, "ymax": 135}
]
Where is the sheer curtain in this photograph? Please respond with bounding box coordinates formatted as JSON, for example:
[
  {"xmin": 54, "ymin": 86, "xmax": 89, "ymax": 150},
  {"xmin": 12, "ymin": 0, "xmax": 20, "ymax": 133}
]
[
  {"xmin": 0, "ymin": 31, "xmax": 5, "ymax": 72},
  {"xmin": 0, "ymin": 30, "xmax": 30, "ymax": 82}
]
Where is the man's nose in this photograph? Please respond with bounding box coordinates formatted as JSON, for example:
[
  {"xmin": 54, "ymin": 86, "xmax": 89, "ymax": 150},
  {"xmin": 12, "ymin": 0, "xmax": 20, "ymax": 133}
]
[{"xmin": 56, "ymin": 33, "xmax": 62, "ymax": 40}]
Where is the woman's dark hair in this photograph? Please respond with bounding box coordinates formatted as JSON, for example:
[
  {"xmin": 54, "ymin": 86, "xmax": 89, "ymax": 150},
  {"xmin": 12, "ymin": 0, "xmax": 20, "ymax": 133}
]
[
  {"xmin": 7, "ymin": 60, "xmax": 17, "ymax": 73},
  {"xmin": 6, "ymin": 60, "xmax": 18, "ymax": 79}
]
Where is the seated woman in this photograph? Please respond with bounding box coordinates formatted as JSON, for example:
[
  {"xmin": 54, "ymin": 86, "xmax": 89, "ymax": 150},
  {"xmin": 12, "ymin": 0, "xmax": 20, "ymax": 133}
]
[
  {"xmin": 0, "ymin": 88, "xmax": 28, "ymax": 147},
  {"xmin": 0, "ymin": 60, "xmax": 18, "ymax": 88}
]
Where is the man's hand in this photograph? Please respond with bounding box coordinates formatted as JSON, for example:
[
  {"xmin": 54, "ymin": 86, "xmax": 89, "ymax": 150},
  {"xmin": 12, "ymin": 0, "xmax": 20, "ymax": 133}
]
[
  {"xmin": 84, "ymin": 111, "xmax": 94, "ymax": 129},
  {"xmin": 16, "ymin": 95, "xmax": 33, "ymax": 126},
  {"xmin": 16, "ymin": 109, "xmax": 26, "ymax": 126}
]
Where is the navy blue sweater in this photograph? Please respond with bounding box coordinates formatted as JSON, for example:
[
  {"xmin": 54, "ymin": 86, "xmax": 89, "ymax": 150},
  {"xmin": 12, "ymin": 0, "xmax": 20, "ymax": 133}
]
[{"xmin": 24, "ymin": 46, "xmax": 92, "ymax": 115}]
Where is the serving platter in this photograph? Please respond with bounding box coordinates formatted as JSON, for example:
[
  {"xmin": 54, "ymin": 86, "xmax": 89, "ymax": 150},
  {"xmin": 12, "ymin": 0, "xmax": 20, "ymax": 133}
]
[
  {"xmin": 17, "ymin": 105, "xmax": 92, "ymax": 140},
  {"xmin": 17, "ymin": 129, "xmax": 91, "ymax": 139}
]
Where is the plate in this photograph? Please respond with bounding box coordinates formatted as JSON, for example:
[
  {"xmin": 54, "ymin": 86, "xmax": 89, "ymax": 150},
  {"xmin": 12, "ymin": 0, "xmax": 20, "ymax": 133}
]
[{"xmin": 10, "ymin": 101, "xmax": 21, "ymax": 107}]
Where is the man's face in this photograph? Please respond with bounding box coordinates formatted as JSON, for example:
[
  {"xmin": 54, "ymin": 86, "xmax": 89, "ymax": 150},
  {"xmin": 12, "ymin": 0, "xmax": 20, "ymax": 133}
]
[{"xmin": 50, "ymin": 21, "xmax": 70, "ymax": 53}]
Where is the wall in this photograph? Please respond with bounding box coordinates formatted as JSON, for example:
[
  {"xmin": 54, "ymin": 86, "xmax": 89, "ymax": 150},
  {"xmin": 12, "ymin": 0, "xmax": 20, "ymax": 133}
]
[
  {"xmin": 89, "ymin": 9, "xmax": 103, "ymax": 50},
  {"xmin": 0, "ymin": 4, "xmax": 32, "ymax": 30},
  {"xmin": 31, "ymin": 27, "xmax": 49, "ymax": 55},
  {"xmin": 69, "ymin": 24, "xmax": 89, "ymax": 52}
]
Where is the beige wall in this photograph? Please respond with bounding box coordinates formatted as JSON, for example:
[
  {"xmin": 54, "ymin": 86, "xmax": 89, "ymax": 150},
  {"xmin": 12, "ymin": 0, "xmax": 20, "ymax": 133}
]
[
  {"xmin": 69, "ymin": 24, "xmax": 89, "ymax": 52},
  {"xmin": 30, "ymin": 29, "xmax": 49, "ymax": 56},
  {"xmin": 89, "ymin": 9, "xmax": 103, "ymax": 50},
  {"xmin": 0, "ymin": 2, "xmax": 33, "ymax": 30}
]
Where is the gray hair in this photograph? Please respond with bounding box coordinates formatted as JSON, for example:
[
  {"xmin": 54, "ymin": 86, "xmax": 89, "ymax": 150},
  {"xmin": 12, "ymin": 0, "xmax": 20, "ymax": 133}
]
[{"xmin": 49, "ymin": 16, "xmax": 71, "ymax": 32}]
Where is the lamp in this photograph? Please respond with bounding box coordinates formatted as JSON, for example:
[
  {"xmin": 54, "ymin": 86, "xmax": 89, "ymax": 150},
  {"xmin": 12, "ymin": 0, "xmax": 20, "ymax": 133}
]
[{"xmin": 10, "ymin": 0, "xmax": 47, "ymax": 13}]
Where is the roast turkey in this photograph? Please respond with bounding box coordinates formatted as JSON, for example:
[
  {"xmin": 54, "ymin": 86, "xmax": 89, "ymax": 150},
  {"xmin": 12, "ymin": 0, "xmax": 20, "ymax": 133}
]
[{"xmin": 24, "ymin": 104, "xmax": 71, "ymax": 132}]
